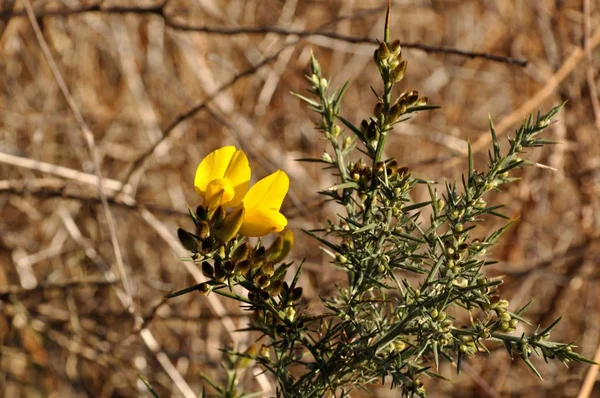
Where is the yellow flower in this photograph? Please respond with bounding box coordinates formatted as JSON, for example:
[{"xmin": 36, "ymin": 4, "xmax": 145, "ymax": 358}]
[
  {"xmin": 239, "ymin": 170, "xmax": 289, "ymax": 237},
  {"xmin": 194, "ymin": 146, "xmax": 251, "ymax": 209}
]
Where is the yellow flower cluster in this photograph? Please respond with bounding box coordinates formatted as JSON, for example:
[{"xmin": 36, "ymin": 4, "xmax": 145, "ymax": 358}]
[{"xmin": 194, "ymin": 146, "xmax": 289, "ymax": 237}]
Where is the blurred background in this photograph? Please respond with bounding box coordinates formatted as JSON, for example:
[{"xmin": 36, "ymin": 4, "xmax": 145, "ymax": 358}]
[{"xmin": 1, "ymin": 0, "xmax": 599, "ymax": 397}]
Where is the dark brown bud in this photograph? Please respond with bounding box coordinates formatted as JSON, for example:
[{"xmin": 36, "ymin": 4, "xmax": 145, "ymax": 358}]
[
  {"xmin": 389, "ymin": 40, "xmax": 401, "ymax": 56},
  {"xmin": 365, "ymin": 122, "xmax": 379, "ymax": 141},
  {"xmin": 290, "ymin": 287, "xmax": 303, "ymax": 301},
  {"xmin": 268, "ymin": 280, "xmax": 284, "ymax": 297},
  {"xmin": 375, "ymin": 42, "xmax": 391, "ymax": 63},
  {"xmin": 214, "ymin": 206, "xmax": 244, "ymax": 244},
  {"xmin": 254, "ymin": 274, "xmax": 271, "ymax": 289},
  {"xmin": 232, "ymin": 242, "xmax": 251, "ymax": 263},
  {"xmin": 177, "ymin": 228, "xmax": 198, "ymax": 252},
  {"xmin": 234, "ymin": 259, "xmax": 251, "ymax": 275},
  {"xmin": 259, "ymin": 290, "xmax": 270, "ymax": 301},
  {"xmin": 261, "ymin": 262, "xmax": 275, "ymax": 277},
  {"xmin": 359, "ymin": 120, "xmax": 370, "ymax": 134},
  {"xmin": 196, "ymin": 221, "xmax": 210, "ymax": 240},
  {"xmin": 267, "ymin": 236, "xmax": 284, "ymax": 262},
  {"xmin": 202, "ymin": 261, "xmax": 214, "ymax": 278},
  {"xmin": 222, "ymin": 260, "xmax": 235, "ymax": 273},
  {"xmin": 211, "ymin": 206, "xmax": 226, "ymax": 229},
  {"xmin": 196, "ymin": 206, "xmax": 208, "ymax": 221},
  {"xmin": 197, "ymin": 283, "xmax": 211, "ymax": 295},
  {"xmin": 386, "ymin": 160, "xmax": 398, "ymax": 176},
  {"xmin": 389, "ymin": 103, "xmax": 407, "ymax": 122},
  {"xmin": 374, "ymin": 101, "xmax": 385, "ymax": 117},
  {"xmin": 214, "ymin": 258, "xmax": 226, "ymax": 281},
  {"xmin": 390, "ymin": 60, "xmax": 407, "ymax": 83}
]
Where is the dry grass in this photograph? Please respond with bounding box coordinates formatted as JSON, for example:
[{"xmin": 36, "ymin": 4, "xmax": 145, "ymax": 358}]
[{"xmin": 0, "ymin": 1, "xmax": 599, "ymax": 397}]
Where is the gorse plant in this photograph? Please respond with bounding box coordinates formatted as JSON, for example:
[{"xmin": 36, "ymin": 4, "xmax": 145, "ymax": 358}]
[{"xmin": 168, "ymin": 5, "xmax": 594, "ymax": 398}]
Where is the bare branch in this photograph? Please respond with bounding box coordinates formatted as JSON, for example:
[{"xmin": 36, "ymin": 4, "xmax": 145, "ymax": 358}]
[{"xmin": 1, "ymin": 2, "xmax": 528, "ymax": 66}]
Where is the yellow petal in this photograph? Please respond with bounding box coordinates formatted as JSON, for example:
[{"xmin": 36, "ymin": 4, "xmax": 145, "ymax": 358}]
[
  {"xmin": 194, "ymin": 146, "xmax": 236, "ymax": 198},
  {"xmin": 222, "ymin": 150, "xmax": 251, "ymax": 207},
  {"xmin": 205, "ymin": 178, "xmax": 235, "ymax": 209},
  {"xmin": 243, "ymin": 170, "xmax": 289, "ymax": 211},
  {"xmin": 239, "ymin": 207, "xmax": 287, "ymax": 237}
]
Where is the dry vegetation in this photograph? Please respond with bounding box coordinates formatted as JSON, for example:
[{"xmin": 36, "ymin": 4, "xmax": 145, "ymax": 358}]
[{"xmin": 0, "ymin": 0, "xmax": 599, "ymax": 397}]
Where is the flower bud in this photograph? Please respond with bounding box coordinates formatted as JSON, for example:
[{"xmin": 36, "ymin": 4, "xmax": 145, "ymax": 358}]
[
  {"xmin": 374, "ymin": 101, "xmax": 385, "ymax": 118},
  {"xmin": 211, "ymin": 206, "xmax": 227, "ymax": 228},
  {"xmin": 254, "ymin": 274, "xmax": 271, "ymax": 289},
  {"xmin": 268, "ymin": 279, "xmax": 284, "ymax": 297},
  {"xmin": 234, "ymin": 259, "xmax": 251, "ymax": 275},
  {"xmin": 390, "ymin": 60, "xmax": 407, "ymax": 83},
  {"xmin": 499, "ymin": 312, "xmax": 511, "ymax": 322},
  {"xmin": 260, "ymin": 346, "xmax": 270, "ymax": 360},
  {"xmin": 375, "ymin": 42, "xmax": 391, "ymax": 63},
  {"xmin": 196, "ymin": 206, "xmax": 209, "ymax": 221},
  {"xmin": 261, "ymin": 262, "xmax": 275, "ymax": 277},
  {"xmin": 285, "ymin": 307, "xmax": 296, "ymax": 322},
  {"xmin": 202, "ymin": 261, "xmax": 214, "ymax": 278},
  {"xmin": 177, "ymin": 228, "xmax": 198, "ymax": 252},
  {"xmin": 237, "ymin": 344, "xmax": 259, "ymax": 369},
  {"xmin": 213, "ymin": 258, "xmax": 226, "ymax": 281},
  {"xmin": 196, "ymin": 221, "xmax": 210, "ymax": 240},
  {"xmin": 232, "ymin": 242, "xmax": 251, "ymax": 263},
  {"xmin": 290, "ymin": 287, "xmax": 303, "ymax": 302},
  {"xmin": 267, "ymin": 236, "xmax": 284, "ymax": 261},
  {"xmin": 336, "ymin": 254, "xmax": 348, "ymax": 264},
  {"xmin": 389, "ymin": 40, "xmax": 401, "ymax": 58},
  {"xmin": 214, "ymin": 206, "xmax": 244, "ymax": 244}
]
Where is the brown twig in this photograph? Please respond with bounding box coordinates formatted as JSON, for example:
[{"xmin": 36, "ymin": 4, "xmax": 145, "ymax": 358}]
[
  {"xmin": 1, "ymin": 2, "xmax": 528, "ymax": 66},
  {"xmin": 0, "ymin": 278, "xmax": 118, "ymax": 300},
  {"xmin": 22, "ymin": 0, "xmax": 134, "ymax": 311},
  {"xmin": 0, "ymin": 177, "xmax": 188, "ymax": 216},
  {"xmin": 583, "ymin": 0, "xmax": 600, "ymax": 129}
]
